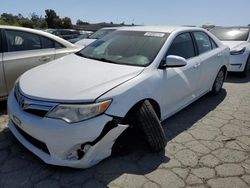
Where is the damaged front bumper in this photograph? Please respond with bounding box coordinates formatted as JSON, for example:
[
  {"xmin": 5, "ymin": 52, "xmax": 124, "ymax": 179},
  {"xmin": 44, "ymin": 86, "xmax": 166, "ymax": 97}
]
[{"xmin": 7, "ymin": 91, "xmax": 128, "ymax": 168}]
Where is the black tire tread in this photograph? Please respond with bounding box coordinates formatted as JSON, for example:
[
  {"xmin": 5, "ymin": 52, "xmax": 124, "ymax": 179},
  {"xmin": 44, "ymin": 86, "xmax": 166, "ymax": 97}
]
[
  {"xmin": 135, "ymin": 100, "xmax": 166, "ymax": 152},
  {"xmin": 210, "ymin": 68, "xmax": 225, "ymax": 96}
]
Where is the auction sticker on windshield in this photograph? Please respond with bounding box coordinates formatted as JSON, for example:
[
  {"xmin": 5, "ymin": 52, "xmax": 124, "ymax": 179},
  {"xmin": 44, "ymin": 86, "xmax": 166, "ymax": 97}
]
[{"xmin": 144, "ymin": 32, "xmax": 165, "ymax": 37}]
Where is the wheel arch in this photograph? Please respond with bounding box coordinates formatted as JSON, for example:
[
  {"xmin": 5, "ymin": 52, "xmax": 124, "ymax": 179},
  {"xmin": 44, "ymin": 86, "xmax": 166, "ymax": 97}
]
[{"xmin": 122, "ymin": 98, "xmax": 161, "ymax": 123}]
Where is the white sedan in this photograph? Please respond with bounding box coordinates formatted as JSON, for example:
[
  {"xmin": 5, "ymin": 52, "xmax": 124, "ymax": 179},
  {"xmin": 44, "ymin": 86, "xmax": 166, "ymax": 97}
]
[
  {"xmin": 8, "ymin": 26, "xmax": 229, "ymax": 168},
  {"xmin": 210, "ymin": 26, "xmax": 250, "ymax": 77},
  {"xmin": 0, "ymin": 25, "xmax": 82, "ymax": 100}
]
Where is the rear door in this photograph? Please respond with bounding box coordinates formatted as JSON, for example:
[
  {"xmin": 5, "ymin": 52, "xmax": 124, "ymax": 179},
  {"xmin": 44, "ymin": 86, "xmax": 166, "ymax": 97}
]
[
  {"xmin": 192, "ymin": 31, "xmax": 222, "ymax": 95},
  {"xmin": 3, "ymin": 29, "xmax": 56, "ymax": 93},
  {"xmin": 0, "ymin": 29, "xmax": 7, "ymax": 98}
]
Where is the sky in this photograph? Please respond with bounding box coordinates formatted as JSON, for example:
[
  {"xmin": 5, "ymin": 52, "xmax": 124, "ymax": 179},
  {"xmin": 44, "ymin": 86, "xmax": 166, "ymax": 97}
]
[{"xmin": 0, "ymin": 0, "xmax": 249, "ymax": 26}]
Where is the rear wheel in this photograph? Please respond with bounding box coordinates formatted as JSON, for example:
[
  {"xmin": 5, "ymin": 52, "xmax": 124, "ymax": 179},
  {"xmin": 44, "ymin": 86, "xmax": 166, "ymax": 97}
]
[
  {"xmin": 211, "ymin": 68, "xmax": 225, "ymax": 95},
  {"xmin": 240, "ymin": 57, "xmax": 250, "ymax": 77},
  {"xmin": 134, "ymin": 100, "xmax": 166, "ymax": 152}
]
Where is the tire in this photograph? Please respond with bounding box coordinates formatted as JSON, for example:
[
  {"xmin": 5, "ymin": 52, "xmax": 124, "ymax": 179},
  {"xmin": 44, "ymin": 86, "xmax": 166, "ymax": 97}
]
[
  {"xmin": 211, "ymin": 68, "xmax": 226, "ymax": 95},
  {"xmin": 240, "ymin": 57, "xmax": 250, "ymax": 78},
  {"xmin": 134, "ymin": 100, "xmax": 166, "ymax": 152}
]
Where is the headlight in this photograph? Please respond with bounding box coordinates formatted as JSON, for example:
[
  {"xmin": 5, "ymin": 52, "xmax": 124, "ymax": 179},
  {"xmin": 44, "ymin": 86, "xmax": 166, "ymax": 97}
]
[
  {"xmin": 230, "ymin": 47, "xmax": 246, "ymax": 55},
  {"xmin": 46, "ymin": 100, "xmax": 111, "ymax": 123}
]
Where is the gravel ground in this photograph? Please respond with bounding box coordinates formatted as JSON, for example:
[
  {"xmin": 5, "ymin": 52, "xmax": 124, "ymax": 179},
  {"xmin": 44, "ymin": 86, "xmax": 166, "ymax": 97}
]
[{"xmin": 0, "ymin": 73, "xmax": 250, "ymax": 188}]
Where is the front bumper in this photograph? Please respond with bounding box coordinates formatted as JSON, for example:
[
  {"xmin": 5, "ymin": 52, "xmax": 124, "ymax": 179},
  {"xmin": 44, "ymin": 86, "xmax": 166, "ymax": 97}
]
[
  {"xmin": 7, "ymin": 91, "xmax": 128, "ymax": 168},
  {"xmin": 228, "ymin": 52, "xmax": 248, "ymax": 72}
]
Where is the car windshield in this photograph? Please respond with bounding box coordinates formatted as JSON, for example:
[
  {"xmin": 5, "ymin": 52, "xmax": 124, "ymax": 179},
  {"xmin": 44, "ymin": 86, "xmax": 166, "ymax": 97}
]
[
  {"xmin": 210, "ymin": 27, "xmax": 249, "ymax": 41},
  {"xmin": 88, "ymin": 29, "xmax": 116, "ymax": 39},
  {"xmin": 76, "ymin": 30, "xmax": 169, "ymax": 67}
]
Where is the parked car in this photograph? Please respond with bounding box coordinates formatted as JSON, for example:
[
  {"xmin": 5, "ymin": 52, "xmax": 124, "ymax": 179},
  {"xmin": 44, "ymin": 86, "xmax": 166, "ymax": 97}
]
[
  {"xmin": 0, "ymin": 25, "xmax": 81, "ymax": 100},
  {"xmin": 75, "ymin": 27, "xmax": 117, "ymax": 47},
  {"xmin": 210, "ymin": 26, "xmax": 250, "ymax": 77},
  {"xmin": 46, "ymin": 29, "xmax": 80, "ymax": 41},
  {"xmin": 8, "ymin": 26, "xmax": 229, "ymax": 168},
  {"xmin": 68, "ymin": 31, "xmax": 90, "ymax": 43}
]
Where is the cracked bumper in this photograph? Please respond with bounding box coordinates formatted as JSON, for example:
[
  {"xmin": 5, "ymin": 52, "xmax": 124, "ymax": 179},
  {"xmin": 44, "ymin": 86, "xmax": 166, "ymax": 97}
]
[{"xmin": 7, "ymin": 91, "xmax": 128, "ymax": 168}]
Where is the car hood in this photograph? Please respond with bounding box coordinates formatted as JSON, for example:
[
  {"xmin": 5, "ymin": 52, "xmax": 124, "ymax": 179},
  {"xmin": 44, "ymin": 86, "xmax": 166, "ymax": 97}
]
[
  {"xmin": 19, "ymin": 54, "xmax": 144, "ymax": 102},
  {"xmin": 75, "ymin": 39, "xmax": 96, "ymax": 47},
  {"xmin": 221, "ymin": 41, "xmax": 248, "ymax": 50}
]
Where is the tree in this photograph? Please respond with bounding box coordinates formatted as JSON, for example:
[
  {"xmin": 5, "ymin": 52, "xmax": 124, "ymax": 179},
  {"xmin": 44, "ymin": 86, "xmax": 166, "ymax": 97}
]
[
  {"xmin": 1, "ymin": 13, "xmax": 18, "ymax": 25},
  {"xmin": 45, "ymin": 9, "xmax": 61, "ymax": 28},
  {"xmin": 18, "ymin": 18, "xmax": 33, "ymax": 28},
  {"xmin": 61, "ymin": 17, "xmax": 73, "ymax": 29},
  {"xmin": 76, "ymin": 19, "xmax": 89, "ymax": 25}
]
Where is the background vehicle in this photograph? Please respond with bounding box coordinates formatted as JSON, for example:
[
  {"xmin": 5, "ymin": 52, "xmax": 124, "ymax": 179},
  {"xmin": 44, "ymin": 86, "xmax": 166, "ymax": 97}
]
[
  {"xmin": 210, "ymin": 26, "xmax": 250, "ymax": 77},
  {"xmin": 68, "ymin": 31, "xmax": 92, "ymax": 43},
  {"xmin": 8, "ymin": 26, "xmax": 229, "ymax": 168},
  {"xmin": 75, "ymin": 27, "xmax": 117, "ymax": 47},
  {"xmin": 0, "ymin": 25, "xmax": 81, "ymax": 100},
  {"xmin": 46, "ymin": 29, "xmax": 80, "ymax": 41}
]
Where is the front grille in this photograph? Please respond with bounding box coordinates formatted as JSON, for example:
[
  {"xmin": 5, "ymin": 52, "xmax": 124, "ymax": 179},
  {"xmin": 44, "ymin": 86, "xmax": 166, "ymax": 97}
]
[
  {"xmin": 14, "ymin": 84, "xmax": 55, "ymax": 117},
  {"xmin": 13, "ymin": 121, "xmax": 50, "ymax": 154}
]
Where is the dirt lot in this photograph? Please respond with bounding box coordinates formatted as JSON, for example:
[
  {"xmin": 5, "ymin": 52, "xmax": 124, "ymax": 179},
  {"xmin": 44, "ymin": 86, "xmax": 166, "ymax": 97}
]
[{"xmin": 0, "ymin": 74, "xmax": 250, "ymax": 188}]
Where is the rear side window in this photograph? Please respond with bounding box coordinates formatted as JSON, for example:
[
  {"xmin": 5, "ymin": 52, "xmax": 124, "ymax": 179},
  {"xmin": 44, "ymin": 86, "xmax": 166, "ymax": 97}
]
[
  {"xmin": 41, "ymin": 36, "xmax": 54, "ymax": 49},
  {"xmin": 5, "ymin": 30, "xmax": 41, "ymax": 52},
  {"xmin": 193, "ymin": 32, "xmax": 212, "ymax": 54},
  {"xmin": 167, "ymin": 32, "xmax": 195, "ymax": 59}
]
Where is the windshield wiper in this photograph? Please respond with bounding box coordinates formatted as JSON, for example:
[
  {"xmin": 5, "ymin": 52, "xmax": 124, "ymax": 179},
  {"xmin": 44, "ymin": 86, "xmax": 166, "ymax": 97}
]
[{"xmin": 75, "ymin": 53, "xmax": 119, "ymax": 64}]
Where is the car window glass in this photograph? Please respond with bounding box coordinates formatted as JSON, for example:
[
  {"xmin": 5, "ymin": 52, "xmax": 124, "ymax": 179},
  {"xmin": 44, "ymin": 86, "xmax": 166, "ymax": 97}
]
[
  {"xmin": 41, "ymin": 36, "xmax": 54, "ymax": 49},
  {"xmin": 193, "ymin": 32, "xmax": 212, "ymax": 54},
  {"xmin": 210, "ymin": 38, "xmax": 218, "ymax": 49},
  {"xmin": 5, "ymin": 30, "xmax": 41, "ymax": 52},
  {"xmin": 166, "ymin": 33, "xmax": 195, "ymax": 59},
  {"xmin": 55, "ymin": 42, "xmax": 65, "ymax": 49}
]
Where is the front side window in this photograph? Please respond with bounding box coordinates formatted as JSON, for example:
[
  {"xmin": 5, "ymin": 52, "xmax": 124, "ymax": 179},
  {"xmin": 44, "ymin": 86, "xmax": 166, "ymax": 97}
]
[
  {"xmin": 193, "ymin": 32, "xmax": 212, "ymax": 54},
  {"xmin": 5, "ymin": 30, "xmax": 41, "ymax": 52},
  {"xmin": 77, "ymin": 30, "xmax": 169, "ymax": 66},
  {"xmin": 166, "ymin": 32, "xmax": 195, "ymax": 59},
  {"xmin": 210, "ymin": 27, "xmax": 249, "ymax": 41}
]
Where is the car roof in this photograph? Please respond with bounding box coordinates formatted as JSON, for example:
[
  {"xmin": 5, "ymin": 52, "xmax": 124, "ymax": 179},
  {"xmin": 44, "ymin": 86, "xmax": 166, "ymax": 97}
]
[
  {"xmin": 0, "ymin": 25, "xmax": 76, "ymax": 48},
  {"xmin": 116, "ymin": 25, "xmax": 201, "ymax": 33},
  {"xmin": 212, "ymin": 26, "xmax": 250, "ymax": 30}
]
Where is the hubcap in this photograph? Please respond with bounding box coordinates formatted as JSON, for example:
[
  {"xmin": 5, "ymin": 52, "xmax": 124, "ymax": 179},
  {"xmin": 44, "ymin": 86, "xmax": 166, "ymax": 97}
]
[{"xmin": 215, "ymin": 70, "xmax": 224, "ymax": 92}]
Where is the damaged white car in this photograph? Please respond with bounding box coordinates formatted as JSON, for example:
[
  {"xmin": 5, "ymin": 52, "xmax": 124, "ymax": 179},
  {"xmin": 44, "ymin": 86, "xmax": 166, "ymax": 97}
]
[{"xmin": 8, "ymin": 26, "xmax": 229, "ymax": 168}]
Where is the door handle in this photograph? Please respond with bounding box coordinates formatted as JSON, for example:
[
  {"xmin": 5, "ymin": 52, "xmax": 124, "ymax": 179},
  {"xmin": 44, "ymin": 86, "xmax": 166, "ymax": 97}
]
[
  {"xmin": 39, "ymin": 56, "xmax": 50, "ymax": 62},
  {"xmin": 193, "ymin": 62, "xmax": 201, "ymax": 69}
]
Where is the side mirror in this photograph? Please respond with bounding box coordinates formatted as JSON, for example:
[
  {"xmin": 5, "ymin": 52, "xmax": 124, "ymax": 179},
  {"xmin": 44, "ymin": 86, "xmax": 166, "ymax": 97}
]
[{"xmin": 159, "ymin": 55, "xmax": 187, "ymax": 69}]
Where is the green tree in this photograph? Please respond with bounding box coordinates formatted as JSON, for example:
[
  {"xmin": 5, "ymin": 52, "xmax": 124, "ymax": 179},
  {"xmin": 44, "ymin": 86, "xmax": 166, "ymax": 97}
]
[
  {"xmin": 76, "ymin": 19, "xmax": 89, "ymax": 25},
  {"xmin": 61, "ymin": 17, "xmax": 73, "ymax": 29},
  {"xmin": 45, "ymin": 9, "xmax": 61, "ymax": 28},
  {"xmin": 1, "ymin": 13, "xmax": 18, "ymax": 25}
]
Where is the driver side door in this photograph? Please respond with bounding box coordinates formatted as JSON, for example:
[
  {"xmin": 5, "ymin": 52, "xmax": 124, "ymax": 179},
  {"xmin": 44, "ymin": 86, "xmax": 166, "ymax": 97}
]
[{"xmin": 158, "ymin": 32, "xmax": 202, "ymax": 119}]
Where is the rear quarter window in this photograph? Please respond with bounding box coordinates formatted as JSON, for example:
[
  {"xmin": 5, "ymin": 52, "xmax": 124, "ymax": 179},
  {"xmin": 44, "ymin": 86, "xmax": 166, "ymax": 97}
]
[{"xmin": 41, "ymin": 36, "xmax": 55, "ymax": 49}]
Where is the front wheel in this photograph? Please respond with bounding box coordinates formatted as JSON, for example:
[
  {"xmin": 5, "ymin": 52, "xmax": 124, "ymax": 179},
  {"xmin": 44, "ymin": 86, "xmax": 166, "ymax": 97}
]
[
  {"xmin": 210, "ymin": 68, "xmax": 225, "ymax": 95},
  {"xmin": 240, "ymin": 57, "xmax": 250, "ymax": 77},
  {"xmin": 134, "ymin": 100, "xmax": 166, "ymax": 152}
]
